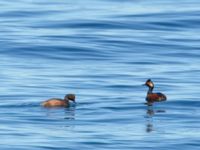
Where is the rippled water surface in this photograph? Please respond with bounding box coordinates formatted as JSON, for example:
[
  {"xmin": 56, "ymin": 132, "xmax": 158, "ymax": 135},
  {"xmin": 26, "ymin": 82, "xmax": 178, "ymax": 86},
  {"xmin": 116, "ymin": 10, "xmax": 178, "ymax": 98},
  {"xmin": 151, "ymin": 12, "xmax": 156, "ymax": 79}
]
[{"xmin": 1, "ymin": 0, "xmax": 200, "ymax": 149}]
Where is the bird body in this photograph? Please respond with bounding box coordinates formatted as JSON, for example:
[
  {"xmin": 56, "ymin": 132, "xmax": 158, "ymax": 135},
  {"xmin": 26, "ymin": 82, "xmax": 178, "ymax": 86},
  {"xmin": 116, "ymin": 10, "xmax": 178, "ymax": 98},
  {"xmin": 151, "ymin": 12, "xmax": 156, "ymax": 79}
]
[
  {"xmin": 41, "ymin": 94, "xmax": 75, "ymax": 107},
  {"xmin": 42, "ymin": 98, "xmax": 69, "ymax": 107},
  {"xmin": 144, "ymin": 79, "xmax": 166, "ymax": 105},
  {"xmin": 146, "ymin": 93, "xmax": 166, "ymax": 103}
]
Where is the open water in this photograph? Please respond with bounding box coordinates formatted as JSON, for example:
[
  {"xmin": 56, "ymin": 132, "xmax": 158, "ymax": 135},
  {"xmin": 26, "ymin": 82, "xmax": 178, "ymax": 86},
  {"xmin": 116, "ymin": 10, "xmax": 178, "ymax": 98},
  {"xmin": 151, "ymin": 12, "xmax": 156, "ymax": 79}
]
[{"xmin": 0, "ymin": 0, "xmax": 200, "ymax": 149}]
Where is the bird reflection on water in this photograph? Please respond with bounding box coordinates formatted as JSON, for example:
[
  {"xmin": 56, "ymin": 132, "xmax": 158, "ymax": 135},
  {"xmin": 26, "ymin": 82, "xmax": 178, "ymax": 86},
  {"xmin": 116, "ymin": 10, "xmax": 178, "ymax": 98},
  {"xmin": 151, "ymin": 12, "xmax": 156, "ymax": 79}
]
[
  {"xmin": 145, "ymin": 106, "xmax": 166, "ymax": 133},
  {"xmin": 64, "ymin": 107, "xmax": 76, "ymax": 120},
  {"xmin": 43, "ymin": 106, "xmax": 76, "ymax": 120}
]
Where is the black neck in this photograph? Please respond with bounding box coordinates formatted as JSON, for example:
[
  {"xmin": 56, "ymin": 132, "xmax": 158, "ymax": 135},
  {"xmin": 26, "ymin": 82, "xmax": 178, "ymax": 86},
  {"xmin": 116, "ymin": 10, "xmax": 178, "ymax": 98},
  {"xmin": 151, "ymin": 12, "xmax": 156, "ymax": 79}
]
[
  {"xmin": 147, "ymin": 87, "xmax": 153, "ymax": 94},
  {"xmin": 64, "ymin": 98, "xmax": 69, "ymax": 102}
]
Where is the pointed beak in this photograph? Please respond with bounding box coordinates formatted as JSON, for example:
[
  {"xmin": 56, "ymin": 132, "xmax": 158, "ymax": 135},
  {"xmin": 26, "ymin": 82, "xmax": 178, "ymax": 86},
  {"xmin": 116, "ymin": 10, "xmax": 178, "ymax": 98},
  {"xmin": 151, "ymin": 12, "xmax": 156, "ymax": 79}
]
[{"xmin": 142, "ymin": 84, "xmax": 146, "ymax": 86}]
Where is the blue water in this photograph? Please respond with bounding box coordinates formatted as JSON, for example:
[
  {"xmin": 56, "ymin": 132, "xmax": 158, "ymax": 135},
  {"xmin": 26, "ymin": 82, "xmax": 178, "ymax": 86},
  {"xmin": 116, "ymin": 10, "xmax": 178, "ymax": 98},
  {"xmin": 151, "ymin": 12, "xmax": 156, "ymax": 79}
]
[{"xmin": 1, "ymin": 0, "xmax": 200, "ymax": 149}]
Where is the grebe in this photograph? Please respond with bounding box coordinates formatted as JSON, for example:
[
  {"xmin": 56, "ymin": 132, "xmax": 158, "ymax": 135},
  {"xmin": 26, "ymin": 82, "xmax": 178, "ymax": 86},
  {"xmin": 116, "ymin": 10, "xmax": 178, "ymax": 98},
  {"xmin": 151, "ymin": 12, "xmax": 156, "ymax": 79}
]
[
  {"xmin": 144, "ymin": 79, "xmax": 166, "ymax": 105},
  {"xmin": 41, "ymin": 94, "xmax": 75, "ymax": 107}
]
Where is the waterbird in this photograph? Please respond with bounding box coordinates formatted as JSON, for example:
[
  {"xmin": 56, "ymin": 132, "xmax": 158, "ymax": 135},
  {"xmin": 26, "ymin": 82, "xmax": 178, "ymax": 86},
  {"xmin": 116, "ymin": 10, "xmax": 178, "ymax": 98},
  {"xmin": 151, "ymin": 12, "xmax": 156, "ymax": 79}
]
[
  {"xmin": 143, "ymin": 79, "xmax": 166, "ymax": 105},
  {"xmin": 41, "ymin": 94, "xmax": 76, "ymax": 107}
]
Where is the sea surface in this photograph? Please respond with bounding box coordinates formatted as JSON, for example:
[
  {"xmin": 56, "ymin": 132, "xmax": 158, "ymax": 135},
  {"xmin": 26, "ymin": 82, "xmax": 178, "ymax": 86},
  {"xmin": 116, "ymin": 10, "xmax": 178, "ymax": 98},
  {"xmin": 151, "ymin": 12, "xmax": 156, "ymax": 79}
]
[{"xmin": 0, "ymin": 0, "xmax": 200, "ymax": 149}]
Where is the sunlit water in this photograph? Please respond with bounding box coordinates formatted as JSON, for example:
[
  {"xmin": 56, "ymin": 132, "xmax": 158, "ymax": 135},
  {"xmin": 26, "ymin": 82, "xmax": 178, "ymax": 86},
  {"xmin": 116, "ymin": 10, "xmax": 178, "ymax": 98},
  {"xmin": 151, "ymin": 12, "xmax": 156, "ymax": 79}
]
[{"xmin": 0, "ymin": 0, "xmax": 200, "ymax": 149}]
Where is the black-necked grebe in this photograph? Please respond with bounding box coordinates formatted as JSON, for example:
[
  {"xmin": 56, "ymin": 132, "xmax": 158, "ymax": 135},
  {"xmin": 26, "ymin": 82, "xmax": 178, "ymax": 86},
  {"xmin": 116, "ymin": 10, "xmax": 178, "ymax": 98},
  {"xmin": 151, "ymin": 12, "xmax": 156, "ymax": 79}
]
[
  {"xmin": 41, "ymin": 94, "xmax": 76, "ymax": 107},
  {"xmin": 144, "ymin": 79, "xmax": 166, "ymax": 105}
]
